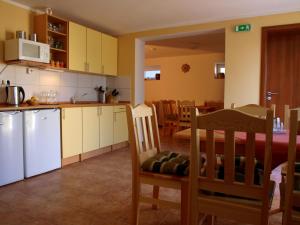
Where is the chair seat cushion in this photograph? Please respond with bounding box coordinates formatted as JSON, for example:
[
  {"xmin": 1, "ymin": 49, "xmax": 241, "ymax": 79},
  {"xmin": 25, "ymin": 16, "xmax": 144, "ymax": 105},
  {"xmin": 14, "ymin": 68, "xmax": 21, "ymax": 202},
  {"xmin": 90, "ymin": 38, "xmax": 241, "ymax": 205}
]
[
  {"xmin": 215, "ymin": 155, "xmax": 264, "ymax": 185},
  {"xmin": 201, "ymin": 155, "xmax": 275, "ymax": 208},
  {"xmin": 141, "ymin": 151, "xmax": 193, "ymax": 176}
]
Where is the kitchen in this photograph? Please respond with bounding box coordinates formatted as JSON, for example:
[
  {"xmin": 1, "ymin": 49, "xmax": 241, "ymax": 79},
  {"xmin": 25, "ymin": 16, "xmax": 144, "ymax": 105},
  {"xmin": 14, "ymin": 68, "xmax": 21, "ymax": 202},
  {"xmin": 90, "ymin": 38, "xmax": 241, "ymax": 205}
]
[{"xmin": 0, "ymin": 5, "xmax": 130, "ymax": 187}]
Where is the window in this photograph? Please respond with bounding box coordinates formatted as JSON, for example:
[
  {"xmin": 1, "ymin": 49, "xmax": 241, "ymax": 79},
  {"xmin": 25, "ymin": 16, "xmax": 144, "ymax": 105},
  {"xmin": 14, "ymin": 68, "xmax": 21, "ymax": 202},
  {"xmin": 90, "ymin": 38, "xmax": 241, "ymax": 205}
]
[
  {"xmin": 214, "ymin": 63, "xmax": 225, "ymax": 79},
  {"xmin": 144, "ymin": 66, "xmax": 160, "ymax": 80}
]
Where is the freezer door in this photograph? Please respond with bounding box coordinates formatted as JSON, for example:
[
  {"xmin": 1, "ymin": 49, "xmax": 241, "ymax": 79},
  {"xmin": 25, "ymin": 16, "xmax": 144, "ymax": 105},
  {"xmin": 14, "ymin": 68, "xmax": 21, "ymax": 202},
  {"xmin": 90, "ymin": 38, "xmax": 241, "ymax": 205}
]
[
  {"xmin": 24, "ymin": 109, "xmax": 61, "ymax": 177},
  {"xmin": 0, "ymin": 111, "xmax": 24, "ymax": 186}
]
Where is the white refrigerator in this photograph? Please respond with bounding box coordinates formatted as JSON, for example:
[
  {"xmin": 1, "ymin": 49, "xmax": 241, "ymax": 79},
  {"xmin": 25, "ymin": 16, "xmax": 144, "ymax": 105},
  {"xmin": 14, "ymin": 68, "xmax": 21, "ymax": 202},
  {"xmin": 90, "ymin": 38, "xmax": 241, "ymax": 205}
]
[
  {"xmin": 23, "ymin": 109, "xmax": 61, "ymax": 178},
  {"xmin": 0, "ymin": 111, "xmax": 24, "ymax": 186}
]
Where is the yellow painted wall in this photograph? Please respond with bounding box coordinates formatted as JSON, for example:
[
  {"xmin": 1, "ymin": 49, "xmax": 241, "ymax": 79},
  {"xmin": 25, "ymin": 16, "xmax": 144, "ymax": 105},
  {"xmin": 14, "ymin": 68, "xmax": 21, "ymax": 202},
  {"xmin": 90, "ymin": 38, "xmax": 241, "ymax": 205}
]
[
  {"xmin": 145, "ymin": 53, "xmax": 225, "ymax": 104},
  {"xmin": 0, "ymin": 1, "xmax": 33, "ymax": 62},
  {"xmin": 118, "ymin": 12, "xmax": 300, "ymax": 107}
]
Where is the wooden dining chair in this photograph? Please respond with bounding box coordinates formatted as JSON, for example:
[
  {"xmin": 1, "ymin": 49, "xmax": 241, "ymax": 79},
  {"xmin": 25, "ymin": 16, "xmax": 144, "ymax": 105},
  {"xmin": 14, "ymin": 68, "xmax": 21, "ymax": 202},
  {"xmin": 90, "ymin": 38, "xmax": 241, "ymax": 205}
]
[
  {"xmin": 161, "ymin": 100, "xmax": 179, "ymax": 135},
  {"xmin": 189, "ymin": 108, "xmax": 275, "ymax": 225},
  {"xmin": 126, "ymin": 104, "xmax": 189, "ymax": 225},
  {"xmin": 177, "ymin": 100, "xmax": 195, "ymax": 129},
  {"xmin": 281, "ymin": 108, "xmax": 300, "ymax": 225},
  {"xmin": 231, "ymin": 103, "xmax": 276, "ymax": 118}
]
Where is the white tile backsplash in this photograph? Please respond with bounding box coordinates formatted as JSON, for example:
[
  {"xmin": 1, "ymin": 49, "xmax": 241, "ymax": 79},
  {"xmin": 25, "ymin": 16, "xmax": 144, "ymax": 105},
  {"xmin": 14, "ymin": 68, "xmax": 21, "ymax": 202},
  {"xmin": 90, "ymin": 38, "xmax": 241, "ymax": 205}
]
[
  {"xmin": 39, "ymin": 70, "xmax": 60, "ymax": 86},
  {"xmin": 0, "ymin": 65, "xmax": 131, "ymax": 104},
  {"xmin": 60, "ymin": 72, "xmax": 78, "ymax": 87},
  {"xmin": 77, "ymin": 74, "xmax": 93, "ymax": 88},
  {"xmin": 59, "ymin": 87, "xmax": 77, "ymax": 102},
  {"xmin": 0, "ymin": 64, "xmax": 16, "ymax": 85},
  {"xmin": 15, "ymin": 67, "xmax": 40, "ymax": 85}
]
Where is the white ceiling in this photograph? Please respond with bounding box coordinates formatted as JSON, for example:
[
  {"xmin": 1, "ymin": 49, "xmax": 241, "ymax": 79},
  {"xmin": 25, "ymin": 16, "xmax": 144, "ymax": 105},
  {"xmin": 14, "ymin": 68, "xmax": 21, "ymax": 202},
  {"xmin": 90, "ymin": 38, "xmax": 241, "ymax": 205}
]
[
  {"xmin": 9, "ymin": 0, "xmax": 300, "ymax": 35},
  {"xmin": 145, "ymin": 30, "xmax": 225, "ymax": 58}
]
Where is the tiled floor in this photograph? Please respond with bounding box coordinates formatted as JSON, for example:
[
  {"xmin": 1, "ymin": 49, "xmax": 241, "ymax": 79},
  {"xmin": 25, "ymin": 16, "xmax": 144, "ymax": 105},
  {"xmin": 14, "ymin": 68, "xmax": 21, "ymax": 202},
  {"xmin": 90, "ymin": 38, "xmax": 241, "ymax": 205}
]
[{"xmin": 0, "ymin": 136, "xmax": 282, "ymax": 225}]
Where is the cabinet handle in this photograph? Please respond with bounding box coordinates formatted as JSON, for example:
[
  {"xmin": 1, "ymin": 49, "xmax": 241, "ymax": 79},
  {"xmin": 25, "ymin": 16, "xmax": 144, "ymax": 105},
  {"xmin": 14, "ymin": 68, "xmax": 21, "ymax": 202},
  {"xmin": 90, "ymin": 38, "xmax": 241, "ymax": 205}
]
[{"xmin": 62, "ymin": 109, "xmax": 65, "ymax": 119}]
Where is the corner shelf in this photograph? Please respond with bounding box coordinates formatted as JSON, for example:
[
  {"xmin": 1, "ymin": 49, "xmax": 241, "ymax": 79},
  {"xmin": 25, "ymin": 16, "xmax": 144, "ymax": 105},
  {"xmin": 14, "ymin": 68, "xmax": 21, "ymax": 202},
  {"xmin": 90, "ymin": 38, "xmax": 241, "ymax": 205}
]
[{"xmin": 34, "ymin": 14, "xmax": 69, "ymax": 69}]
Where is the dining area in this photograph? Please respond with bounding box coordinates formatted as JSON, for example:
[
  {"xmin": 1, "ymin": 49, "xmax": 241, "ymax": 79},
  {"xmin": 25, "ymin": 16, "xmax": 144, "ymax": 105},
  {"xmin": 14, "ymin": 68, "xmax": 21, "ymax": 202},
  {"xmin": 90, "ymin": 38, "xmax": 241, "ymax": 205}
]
[{"xmin": 126, "ymin": 103, "xmax": 300, "ymax": 225}]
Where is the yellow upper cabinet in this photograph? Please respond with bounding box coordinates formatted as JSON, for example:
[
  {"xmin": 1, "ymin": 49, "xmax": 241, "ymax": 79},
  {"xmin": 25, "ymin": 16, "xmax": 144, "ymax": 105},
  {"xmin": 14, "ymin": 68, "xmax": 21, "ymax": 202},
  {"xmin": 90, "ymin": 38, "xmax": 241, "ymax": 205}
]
[
  {"xmin": 86, "ymin": 28, "xmax": 102, "ymax": 74},
  {"xmin": 69, "ymin": 22, "xmax": 87, "ymax": 72},
  {"xmin": 102, "ymin": 33, "xmax": 118, "ymax": 76}
]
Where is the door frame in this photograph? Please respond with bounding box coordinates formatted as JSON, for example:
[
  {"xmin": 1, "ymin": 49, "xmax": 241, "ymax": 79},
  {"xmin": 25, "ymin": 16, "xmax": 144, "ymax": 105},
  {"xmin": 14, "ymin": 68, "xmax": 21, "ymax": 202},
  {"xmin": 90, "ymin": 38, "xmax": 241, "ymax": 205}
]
[{"xmin": 260, "ymin": 23, "xmax": 300, "ymax": 106}]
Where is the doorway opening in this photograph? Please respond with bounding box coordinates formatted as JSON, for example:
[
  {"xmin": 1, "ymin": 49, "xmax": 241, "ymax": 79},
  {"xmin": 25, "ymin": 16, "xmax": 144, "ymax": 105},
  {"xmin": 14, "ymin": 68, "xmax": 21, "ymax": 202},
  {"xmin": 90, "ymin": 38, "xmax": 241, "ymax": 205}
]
[{"xmin": 140, "ymin": 29, "xmax": 225, "ymax": 107}]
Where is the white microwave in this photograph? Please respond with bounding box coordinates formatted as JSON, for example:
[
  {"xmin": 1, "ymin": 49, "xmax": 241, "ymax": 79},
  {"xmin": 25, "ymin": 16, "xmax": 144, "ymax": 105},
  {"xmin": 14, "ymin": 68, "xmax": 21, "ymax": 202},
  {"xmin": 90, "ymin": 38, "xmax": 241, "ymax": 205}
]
[{"xmin": 5, "ymin": 39, "xmax": 50, "ymax": 63}]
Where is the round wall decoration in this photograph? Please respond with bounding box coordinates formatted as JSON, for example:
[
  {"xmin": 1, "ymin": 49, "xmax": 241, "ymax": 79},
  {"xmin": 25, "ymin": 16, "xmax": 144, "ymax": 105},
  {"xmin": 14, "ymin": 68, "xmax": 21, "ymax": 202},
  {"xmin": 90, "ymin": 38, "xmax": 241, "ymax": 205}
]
[{"xmin": 181, "ymin": 63, "xmax": 191, "ymax": 73}]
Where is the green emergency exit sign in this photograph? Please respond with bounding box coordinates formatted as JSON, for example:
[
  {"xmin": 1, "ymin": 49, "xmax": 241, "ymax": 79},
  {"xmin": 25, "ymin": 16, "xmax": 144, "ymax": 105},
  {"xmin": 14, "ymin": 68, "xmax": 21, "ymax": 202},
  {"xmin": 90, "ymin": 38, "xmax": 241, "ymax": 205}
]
[{"xmin": 235, "ymin": 24, "xmax": 251, "ymax": 32}]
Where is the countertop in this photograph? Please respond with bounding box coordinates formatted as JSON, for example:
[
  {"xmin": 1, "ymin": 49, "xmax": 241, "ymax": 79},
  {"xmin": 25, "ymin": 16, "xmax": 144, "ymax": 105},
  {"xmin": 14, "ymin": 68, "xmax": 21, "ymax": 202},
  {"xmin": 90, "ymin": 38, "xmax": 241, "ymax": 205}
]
[{"xmin": 0, "ymin": 101, "xmax": 130, "ymax": 111}]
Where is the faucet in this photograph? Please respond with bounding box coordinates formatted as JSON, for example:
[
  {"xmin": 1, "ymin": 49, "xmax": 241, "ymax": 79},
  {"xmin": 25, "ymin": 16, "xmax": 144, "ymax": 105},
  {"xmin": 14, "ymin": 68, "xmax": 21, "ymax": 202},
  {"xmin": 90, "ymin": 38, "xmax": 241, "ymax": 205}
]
[{"xmin": 71, "ymin": 93, "xmax": 88, "ymax": 104}]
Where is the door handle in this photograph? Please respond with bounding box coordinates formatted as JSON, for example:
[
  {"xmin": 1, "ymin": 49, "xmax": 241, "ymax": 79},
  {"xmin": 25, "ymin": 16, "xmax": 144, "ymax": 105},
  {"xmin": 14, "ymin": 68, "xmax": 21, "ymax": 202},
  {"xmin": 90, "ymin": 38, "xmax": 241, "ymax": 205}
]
[
  {"xmin": 266, "ymin": 91, "xmax": 279, "ymax": 96},
  {"xmin": 266, "ymin": 91, "xmax": 279, "ymax": 101}
]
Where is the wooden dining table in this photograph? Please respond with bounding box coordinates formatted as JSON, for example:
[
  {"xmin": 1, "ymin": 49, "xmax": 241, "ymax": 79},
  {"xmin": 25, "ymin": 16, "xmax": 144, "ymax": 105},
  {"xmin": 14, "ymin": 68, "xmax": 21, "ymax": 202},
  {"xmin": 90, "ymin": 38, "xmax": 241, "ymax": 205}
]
[{"xmin": 174, "ymin": 128, "xmax": 300, "ymax": 169}]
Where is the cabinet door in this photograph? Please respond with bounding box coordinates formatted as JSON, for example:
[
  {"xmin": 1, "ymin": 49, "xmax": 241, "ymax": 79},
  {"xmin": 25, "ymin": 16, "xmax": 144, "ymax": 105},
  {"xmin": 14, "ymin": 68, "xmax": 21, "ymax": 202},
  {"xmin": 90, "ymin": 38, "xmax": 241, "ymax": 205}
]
[
  {"xmin": 83, "ymin": 107, "xmax": 100, "ymax": 153},
  {"xmin": 102, "ymin": 33, "xmax": 118, "ymax": 76},
  {"xmin": 61, "ymin": 108, "xmax": 83, "ymax": 158},
  {"xmin": 113, "ymin": 111, "xmax": 128, "ymax": 144},
  {"xmin": 69, "ymin": 22, "xmax": 87, "ymax": 72},
  {"xmin": 99, "ymin": 106, "xmax": 114, "ymax": 148},
  {"xmin": 87, "ymin": 28, "xmax": 102, "ymax": 74}
]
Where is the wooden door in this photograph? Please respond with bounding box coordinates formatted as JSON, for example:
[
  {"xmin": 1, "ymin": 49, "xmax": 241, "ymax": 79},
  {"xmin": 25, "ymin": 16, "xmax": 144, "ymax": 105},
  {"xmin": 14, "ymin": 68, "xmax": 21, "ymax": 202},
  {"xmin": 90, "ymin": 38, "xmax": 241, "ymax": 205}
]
[
  {"xmin": 69, "ymin": 22, "xmax": 87, "ymax": 72},
  {"xmin": 99, "ymin": 106, "xmax": 114, "ymax": 148},
  {"xmin": 102, "ymin": 33, "xmax": 118, "ymax": 76},
  {"xmin": 61, "ymin": 108, "xmax": 83, "ymax": 158},
  {"xmin": 87, "ymin": 28, "xmax": 102, "ymax": 74},
  {"xmin": 82, "ymin": 107, "xmax": 100, "ymax": 153},
  {"xmin": 261, "ymin": 24, "xmax": 300, "ymax": 119}
]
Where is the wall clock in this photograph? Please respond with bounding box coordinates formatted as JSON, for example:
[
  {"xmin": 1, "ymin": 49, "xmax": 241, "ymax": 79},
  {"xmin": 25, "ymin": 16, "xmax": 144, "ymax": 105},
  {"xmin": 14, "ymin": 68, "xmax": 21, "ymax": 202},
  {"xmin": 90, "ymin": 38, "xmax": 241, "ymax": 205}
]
[{"xmin": 181, "ymin": 63, "xmax": 190, "ymax": 73}]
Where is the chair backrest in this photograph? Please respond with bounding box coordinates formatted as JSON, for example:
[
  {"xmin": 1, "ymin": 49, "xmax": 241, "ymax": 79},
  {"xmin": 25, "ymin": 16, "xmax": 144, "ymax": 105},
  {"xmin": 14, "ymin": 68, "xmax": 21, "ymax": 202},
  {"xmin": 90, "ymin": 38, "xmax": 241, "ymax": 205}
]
[
  {"xmin": 161, "ymin": 100, "xmax": 178, "ymax": 120},
  {"xmin": 283, "ymin": 108, "xmax": 300, "ymax": 224},
  {"xmin": 232, "ymin": 104, "xmax": 275, "ymax": 118},
  {"xmin": 126, "ymin": 104, "xmax": 161, "ymax": 170},
  {"xmin": 177, "ymin": 100, "xmax": 195, "ymax": 123},
  {"xmin": 190, "ymin": 108, "xmax": 273, "ymax": 209}
]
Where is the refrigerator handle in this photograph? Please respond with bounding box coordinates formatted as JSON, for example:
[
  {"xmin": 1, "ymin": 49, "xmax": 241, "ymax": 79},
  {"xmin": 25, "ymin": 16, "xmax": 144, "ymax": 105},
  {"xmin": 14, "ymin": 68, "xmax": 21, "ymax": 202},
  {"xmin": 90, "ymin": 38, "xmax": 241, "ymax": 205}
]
[
  {"xmin": 33, "ymin": 110, "xmax": 40, "ymax": 114},
  {"xmin": 8, "ymin": 111, "xmax": 21, "ymax": 115}
]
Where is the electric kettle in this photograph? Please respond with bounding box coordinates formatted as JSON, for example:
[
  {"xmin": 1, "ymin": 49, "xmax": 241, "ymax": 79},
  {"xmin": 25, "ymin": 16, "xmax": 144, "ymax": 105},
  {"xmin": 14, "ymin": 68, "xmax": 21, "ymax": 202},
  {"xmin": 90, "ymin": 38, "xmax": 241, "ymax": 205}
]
[{"xmin": 6, "ymin": 86, "xmax": 25, "ymax": 105}]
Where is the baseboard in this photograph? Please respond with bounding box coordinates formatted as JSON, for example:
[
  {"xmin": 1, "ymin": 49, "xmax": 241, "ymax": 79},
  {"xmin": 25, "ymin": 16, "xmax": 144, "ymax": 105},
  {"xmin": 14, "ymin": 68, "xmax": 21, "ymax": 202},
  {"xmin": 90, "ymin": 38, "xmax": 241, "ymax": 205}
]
[
  {"xmin": 62, "ymin": 155, "xmax": 80, "ymax": 167},
  {"xmin": 81, "ymin": 146, "xmax": 112, "ymax": 161},
  {"xmin": 112, "ymin": 141, "xmax": 129, "ymax": 151}
]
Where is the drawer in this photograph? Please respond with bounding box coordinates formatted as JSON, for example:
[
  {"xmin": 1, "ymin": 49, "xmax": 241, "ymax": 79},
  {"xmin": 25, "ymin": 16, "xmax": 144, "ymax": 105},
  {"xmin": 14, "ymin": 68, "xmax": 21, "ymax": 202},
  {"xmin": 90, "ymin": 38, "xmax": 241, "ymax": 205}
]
[{"xmin": 113, "ymin": 105, "xmax": 126, "ymax": 113}]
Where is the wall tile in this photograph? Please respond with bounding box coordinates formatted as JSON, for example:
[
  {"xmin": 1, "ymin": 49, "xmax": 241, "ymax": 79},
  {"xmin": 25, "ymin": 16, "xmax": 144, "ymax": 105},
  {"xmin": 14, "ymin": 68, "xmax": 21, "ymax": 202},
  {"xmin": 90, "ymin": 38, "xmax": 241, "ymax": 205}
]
[
  {"xmin": 0, "ymin": 64, "xmax": 16, "ymax": 85},
  {"xmin": 15, "ymin": 67, "xmax": 40, "ymax": 85},
  {"xmin": 39, "ymin": 70, "xmax": 60, "ymax": 86},
  {"xmin": 114, "ymin": 76, "xmax": 131, "ymax": 89},
  {"xmin": 60, "ymin": 72, "xmax": 78, "ymax": 87},
  {"xmin": 91, "ymin": 75, "xmax": 106, "ymax": 88},
  {"xmin": 77, "ymin": 74, "xmax": 93, "ymax": 88},
  {"xmin": 76, "ymin": 87, "xmax": 97, "ymax": 101},
  {"xmin": 22, "ymin": 85, "xmax": 40, "ymax": 100},
  {"xmin": 118, "ymin": 88, "xmax": 131, "ymax": 101},
  {"xmin": 59, "ymin": 87, "xmax": 77, "ymax": 102}
]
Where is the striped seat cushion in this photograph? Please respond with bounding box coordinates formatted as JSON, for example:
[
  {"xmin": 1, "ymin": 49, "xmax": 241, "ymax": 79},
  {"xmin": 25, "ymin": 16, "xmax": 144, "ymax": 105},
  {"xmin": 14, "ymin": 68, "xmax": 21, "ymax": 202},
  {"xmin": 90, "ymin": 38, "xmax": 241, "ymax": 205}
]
[
  {"xmin": 141, "ymin": 151, "xmax": 192, "ymax": 176},
  {"xmin": 215, "ymin": 155, "xmax": 264, "ymax": 185},
  {"xmin": 201, "ymin": 155, "xmax": 275, "ymax": 208}
]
